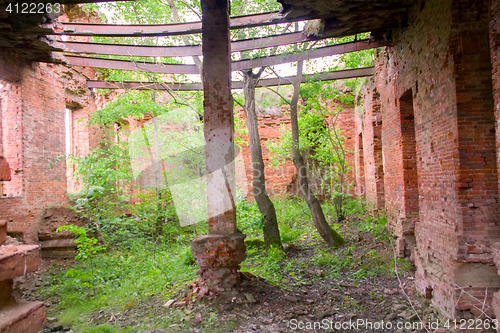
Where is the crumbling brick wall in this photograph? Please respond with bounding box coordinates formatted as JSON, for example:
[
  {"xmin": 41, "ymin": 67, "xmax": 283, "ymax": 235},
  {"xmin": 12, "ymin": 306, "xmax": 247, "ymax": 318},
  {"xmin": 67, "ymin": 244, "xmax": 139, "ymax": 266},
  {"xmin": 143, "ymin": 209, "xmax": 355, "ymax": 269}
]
[
  {"xmin": 360, "ymin": 88, "xmax": 385, "ymax": 209},
  {"xmin": 0, "ymin": 5, "xmax": 100, "ymax": 241},
  {"xmin": 237, "ymin": 105, "xmax": 356, "ymax": 200},
  {"xmin": 59, "ymin": 5, "xmax": 102, "ymax": 194},
  {"xmin": 0, "ymin": 52, "xmax": 68, "ymax": 242},
  {"xmin": 333, "ymin": 106, "xmax": 356, "ymax": 197},
  {"xmin": 491, "ymin": 0, "xmax": 500, "ymax": 193},
  {"xmin": 236, "ymin": 109, "xmax": 296, "ymax": 198},
  {"xmin": 363, "ymin": 0, "xmax": 500, "ymax": 318}
]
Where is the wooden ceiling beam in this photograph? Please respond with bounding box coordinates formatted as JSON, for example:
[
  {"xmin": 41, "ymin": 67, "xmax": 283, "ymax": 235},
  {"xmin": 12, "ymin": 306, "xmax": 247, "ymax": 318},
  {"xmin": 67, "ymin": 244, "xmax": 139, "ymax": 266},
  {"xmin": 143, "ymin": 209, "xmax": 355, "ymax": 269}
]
[
  {"xmin": 86, "ymin": 67, "xmax": 375, "ymax": 91},
  {"xmin": 233, "ymin": 39, "xmax": 385, "ymax": 71},
  {"xmin": 64, "ymin": 55, "xmax": 199, "ymax": 74},
  {"xmin": 62, "ymin": 39, "xmax": 385, "ymax": 74},
  {"xmin": 54, "ymin": 12, "xmax": 294, "ymax": 37},
  {"xmin": 57, "ymin": 31, "xmax": 318, "ymax": 57}
]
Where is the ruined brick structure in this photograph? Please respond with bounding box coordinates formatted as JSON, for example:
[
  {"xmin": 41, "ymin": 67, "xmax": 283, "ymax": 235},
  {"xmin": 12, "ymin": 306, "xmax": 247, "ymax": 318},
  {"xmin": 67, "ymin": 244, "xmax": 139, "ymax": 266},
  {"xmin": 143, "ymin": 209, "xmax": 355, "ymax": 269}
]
[
  {"xmin": 236, "ymin": 110, "xmax": 295, "ymax": 198},
  {"xmin": 0, "ymin": 6, "xmax": 100, "ymax": 242},
  {"xmin": 237, "ymin": 105, "xmax": 356, "ymax": 200},
  {"xmin": 0, "ymin": 55, "xmax": 69, "ymax": 242},
  {"xmin": 355, "ymin": 0, "xmax": 500, "ymax": 319},
  {"xmin": 4, "ymin": 0, "xmax": 500, "ymax": 324}
]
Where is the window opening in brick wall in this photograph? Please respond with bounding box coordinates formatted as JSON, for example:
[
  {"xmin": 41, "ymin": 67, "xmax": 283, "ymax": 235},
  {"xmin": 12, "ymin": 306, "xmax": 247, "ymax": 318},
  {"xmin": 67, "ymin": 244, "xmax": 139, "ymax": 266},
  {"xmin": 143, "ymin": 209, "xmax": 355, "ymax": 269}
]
[{"xmin": 400, "ymin": 89, "xmax": 419, "ymax": 257}]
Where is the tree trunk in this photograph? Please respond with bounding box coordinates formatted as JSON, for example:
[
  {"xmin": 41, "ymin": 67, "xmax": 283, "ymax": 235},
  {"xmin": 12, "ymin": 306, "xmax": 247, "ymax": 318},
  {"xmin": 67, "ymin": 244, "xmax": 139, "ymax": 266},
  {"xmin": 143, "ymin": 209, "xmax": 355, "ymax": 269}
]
[
  {"xmin": 242, "ymin": 69, "xmax": 283, "ymax": 250},
  {"xmin": 152, "ymin": 115, "xmax": 165, "ymax": 235},
  {"xmin": 290, "ymin": 61, "xmax": 344, "ymax": 248}
]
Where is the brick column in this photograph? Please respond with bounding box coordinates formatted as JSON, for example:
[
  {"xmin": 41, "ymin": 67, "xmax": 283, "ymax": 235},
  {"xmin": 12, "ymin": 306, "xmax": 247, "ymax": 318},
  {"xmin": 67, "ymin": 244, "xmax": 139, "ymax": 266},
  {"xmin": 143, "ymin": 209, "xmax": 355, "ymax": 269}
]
[{"xmin": 191, "ymin": 0, "xmax": 246, "ymax": 293}]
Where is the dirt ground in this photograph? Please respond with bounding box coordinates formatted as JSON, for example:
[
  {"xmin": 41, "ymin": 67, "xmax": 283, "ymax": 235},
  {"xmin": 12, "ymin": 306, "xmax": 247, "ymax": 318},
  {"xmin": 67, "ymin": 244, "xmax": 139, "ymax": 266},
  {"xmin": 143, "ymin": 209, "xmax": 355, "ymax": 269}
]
[{"xmin": 14, "ymin": 224, "xmax": 497, "ymax": 333}]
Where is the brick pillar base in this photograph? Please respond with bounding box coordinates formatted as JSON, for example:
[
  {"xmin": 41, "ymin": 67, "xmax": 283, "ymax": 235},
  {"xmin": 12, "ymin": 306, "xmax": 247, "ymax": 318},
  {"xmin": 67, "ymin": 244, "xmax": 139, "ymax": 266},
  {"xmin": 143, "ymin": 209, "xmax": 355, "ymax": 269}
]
[{"xmin": 191, "ymin": 234, "xmax": 246, "ymax": 292}]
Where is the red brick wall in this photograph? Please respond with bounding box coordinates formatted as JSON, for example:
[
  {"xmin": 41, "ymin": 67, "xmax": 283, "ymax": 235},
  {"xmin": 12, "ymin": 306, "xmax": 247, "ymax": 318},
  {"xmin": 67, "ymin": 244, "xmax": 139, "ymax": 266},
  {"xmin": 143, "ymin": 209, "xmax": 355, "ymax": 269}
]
[
  {"xmin": 0, "ymin": 54, "xmax": 68, "ymax": 242},
  {"xmin": 334, "ymin": 106, "xmax": 356, "ymax": 197},
  {"xmin": 65, "ymin": 67, "xmax": 100, "ymax": 193},
  {"xmin": 363, "ymin": 0, "xmax": 500, "ymax": 318},
  {"xmin": 361, "ymin": 89, "xmax": 385, "ymax": 209},
  {"xmin": 493, "ymin": 0, "xmax": 500, "ymax": 194},
  {"xmin": 0, "ymin": 78, "xmax": 23, "ymax": 197},
  {"xmin": 236, "ymin": 110, "xmax": 295, "ymax": 198},
  {"xmin": 237, "ymin": 106, "xmax": 356, "ymax": 200},
  {"xmin": 0, "ymin": 4, "xmax": 100, "ymax": 242}
]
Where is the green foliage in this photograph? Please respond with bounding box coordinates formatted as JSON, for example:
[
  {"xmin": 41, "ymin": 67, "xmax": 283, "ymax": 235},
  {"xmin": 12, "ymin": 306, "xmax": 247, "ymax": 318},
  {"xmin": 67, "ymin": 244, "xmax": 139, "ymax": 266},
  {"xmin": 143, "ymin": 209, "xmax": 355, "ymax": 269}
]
[
  {"xmin": 82, "ymin": 325, "xmax": 116, "ymax": 333},
  {"xmin": 56, "ymin": 225, "xmax": 106, "ymax": 293},
  {"xmin": 70, "ymin": 140, "xmax": 132, "ymax": 198},
  {"xmin": 57, "ymin": 225, "xmax": 106, "ymax": 262},
  {"xmin": 236, "ymin": 200, "xmax": 265, "ymax": 235},
  {"xmin": 359, "ymin": 216, "xmax": 389, "ymax": 239},
  {"xmin": 92, "ymin": 91, "xmax": 172, "ymax": 125},
  {"xmin": 39, "ymin": 242, "xmax": 198, "ymax": 329},
  {"xmin": 241, "ymin": 244, "xmax": 286, "ymax": 285},
  {"xmin": 180, "ymin": 246, "xmax": 195, "ymax": 265},
  {"xmin": 244, "ymin": 237, "xmax": 265, "ymax": 248},
  {"xmin": 279, "ymin": 224, "xmax": 302, "ymax": 243},
  {"xmin": 264, "ymin": 246, "xmax": 286, "ymax": 273}
]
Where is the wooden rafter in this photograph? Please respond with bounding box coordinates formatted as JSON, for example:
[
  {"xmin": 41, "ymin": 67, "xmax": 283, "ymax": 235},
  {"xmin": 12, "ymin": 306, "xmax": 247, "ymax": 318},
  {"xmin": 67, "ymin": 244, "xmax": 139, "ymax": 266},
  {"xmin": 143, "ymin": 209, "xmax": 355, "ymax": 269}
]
[
  {"xmin": 54, "ymin": 12, "xmax": 293, "ymax": 37},
  {"xmin": 57, "ymin": 32, "xmax": 321, "ymax": 57},
  {"xmin": 86, "ymin": 68, "xmax": 375, "ymax": 91},
  {"xmin": 232, "ymin": 39, "xmax": 385, "ymax": 71},
  {"xmin": 64, "ymin": 55, "xmax": 199, "ymax": 74},
  {"xmin": 63, "ymin": 39, "xmax": 385, "ymax": 74}
]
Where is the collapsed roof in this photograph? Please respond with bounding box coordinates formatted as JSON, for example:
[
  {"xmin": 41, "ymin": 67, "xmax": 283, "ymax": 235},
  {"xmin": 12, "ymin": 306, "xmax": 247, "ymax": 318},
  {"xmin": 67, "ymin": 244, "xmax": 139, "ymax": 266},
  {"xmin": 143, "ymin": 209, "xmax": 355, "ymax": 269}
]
[{"xmin": 0, "ymin": 0, "xmax": 413, "ymax": 62}]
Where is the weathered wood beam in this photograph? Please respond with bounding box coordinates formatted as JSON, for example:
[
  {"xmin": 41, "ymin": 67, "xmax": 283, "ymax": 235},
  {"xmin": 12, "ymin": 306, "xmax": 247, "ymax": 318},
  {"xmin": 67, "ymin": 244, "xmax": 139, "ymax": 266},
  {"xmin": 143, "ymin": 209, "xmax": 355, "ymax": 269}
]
[
  {"xmin": 233, "ymin": 39, "xmax": 386, "ymax": 71},
  {"xmin": 59, "ymin": 41, "xmax": 202, "ymax": 57},
  {"xmin": 55, "ymin": 12, "xmax": 291, "ymax": 37},
  {"xmin": 254, "ymin": 67, "xmax": 376, "ymax": 87},
  {"xmin": 86, "ymin": 67, "xmax": 375, "ymax": 90},
  {"xmin": 87, "ymin": 81, "xmax": 203, "ymax": 90},
  {"xmin": 62, "ymin": 39, "xmax": 384, "ymax": 74},
  {"xmin": 57, "ymin": 32, "xmax": 316, "ymax": 57},
  {"xmin": 64, "ymin": 55, "xmax": 199, "ymax": 74}
]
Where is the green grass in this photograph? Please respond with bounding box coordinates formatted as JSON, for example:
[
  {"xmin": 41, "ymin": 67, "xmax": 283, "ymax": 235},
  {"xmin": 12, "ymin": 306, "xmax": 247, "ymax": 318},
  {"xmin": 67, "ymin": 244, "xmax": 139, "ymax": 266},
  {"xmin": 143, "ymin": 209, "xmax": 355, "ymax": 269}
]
[
  {"xmin": 38, "ymin": 198, "xmax": 409, "ymax": 332},
  {"xmin": 39, "ymin": 242, "xmax": 197, "ymax": 331}
]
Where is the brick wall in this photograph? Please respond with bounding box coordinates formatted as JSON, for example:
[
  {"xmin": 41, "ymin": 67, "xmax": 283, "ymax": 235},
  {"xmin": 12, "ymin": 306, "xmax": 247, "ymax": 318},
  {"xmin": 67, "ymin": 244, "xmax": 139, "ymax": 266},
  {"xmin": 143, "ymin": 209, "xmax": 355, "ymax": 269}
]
[
  {"xmin": 334, "ymin": 106, "xmax": 356, "ymax": 197},
  {"xmin": 236, "ymin": 105, "xmax": 356, "ymax": 200},
  {"xmin": 0, "ymin": 53, "xmax": 68, "ymax": 242},
  {"xmin": 493, "ymin": 0, "xmax": 500, "ymax": 194},
  {"xmin": 64, "ymin": 66, "xmax": 100, "ymax": 193},
  {"xmin": 0, "ymin": 77, "xmax": 23, "ymax": 197},
  {"xmin": 236, "ymin": 109, "xmax": 295, "ymax": 198},
  {"xmin": 361, "ymin": 0, "xmax": 500, "ymax": 318},
  {"xmin": 361, "ymin": 88, "xmax": 385, "ymax": 209},
  {"xmin": 0, "ymin": 52, "xmax": 98, "ymax": 242}
]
